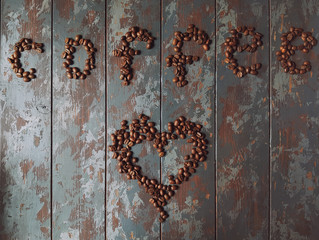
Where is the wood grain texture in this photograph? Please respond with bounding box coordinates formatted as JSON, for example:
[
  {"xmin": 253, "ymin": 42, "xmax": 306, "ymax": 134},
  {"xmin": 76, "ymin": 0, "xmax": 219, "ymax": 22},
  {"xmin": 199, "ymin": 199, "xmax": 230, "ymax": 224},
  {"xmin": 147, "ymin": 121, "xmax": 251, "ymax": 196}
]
[
  {"xmin": 0, "ymin": 0, "xmax": 52, "ymax": 239},
  {"xmin": 52, "ymin": 0, "xmax": 105, "ymax": 239},
  {"xmin": 161, "ymin": 1, "xmax": 216, "ymax": 239},
  {"xmin": 106, "ymin": 0, "xmax": 161, "ymax": 239},
  {"xmin": 216, "ymin": 0, "xmax": 270, "ymax": 239},
  {"xmin": 2, "ymin": 1, "xmax": 319, "ymax": 239},
  {"xmin": 270, "ymin": 0, "xmax": 319, "ymax": 239}
]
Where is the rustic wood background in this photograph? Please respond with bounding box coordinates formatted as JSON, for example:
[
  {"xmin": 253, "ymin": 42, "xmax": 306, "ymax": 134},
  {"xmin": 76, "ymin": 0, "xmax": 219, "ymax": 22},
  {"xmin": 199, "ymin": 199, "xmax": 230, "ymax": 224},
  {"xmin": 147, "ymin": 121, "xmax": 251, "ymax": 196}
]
[{"xmin": 0, "ymin": 0, "xmax": 318, "ymax": 239}]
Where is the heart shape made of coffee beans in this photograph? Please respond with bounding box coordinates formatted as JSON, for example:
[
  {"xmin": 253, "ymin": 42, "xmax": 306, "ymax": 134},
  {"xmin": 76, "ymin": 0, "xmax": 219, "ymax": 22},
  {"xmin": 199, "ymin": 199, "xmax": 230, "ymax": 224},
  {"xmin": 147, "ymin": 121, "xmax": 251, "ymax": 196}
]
[
  {"xmin": 8, "ymin": 38, "xmax": 44, "ymax": 82},
  {"xmin": 224, "ymin": 26, "xmax": 263, "ymax": 78},
  {"xmin": 109, "ymin": 114, "xmax": 209, "ymax": 223}
]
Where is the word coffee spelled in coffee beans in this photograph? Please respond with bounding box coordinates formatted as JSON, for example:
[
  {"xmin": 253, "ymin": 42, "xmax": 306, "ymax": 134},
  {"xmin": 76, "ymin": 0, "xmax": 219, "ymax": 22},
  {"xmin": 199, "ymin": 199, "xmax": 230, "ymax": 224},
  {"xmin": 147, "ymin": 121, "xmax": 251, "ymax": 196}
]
[
  {"xmin": 113, "ymin": 26, "xmax": 155, "ymax": 86},
  {"xmin": 276, "ymin": 27, "xmax": 317, "ymax": 75},
  {"xmin": 166, "ymin": 24, "xmax": 211, "ymax": 87},
  {"xmin": 109, "ymin": 114, "xmax": 209, "ymax": 222},
  {"xmin": 61, "ymin": 35, "xmax": 97, "ymax": 80},
  {"xmin": 8, "ymin": 38, "xmax": 44, "ymax": 82},
  {"xmin": 224, "ymin": 26, "xmax": 263, "ymax": 78}
]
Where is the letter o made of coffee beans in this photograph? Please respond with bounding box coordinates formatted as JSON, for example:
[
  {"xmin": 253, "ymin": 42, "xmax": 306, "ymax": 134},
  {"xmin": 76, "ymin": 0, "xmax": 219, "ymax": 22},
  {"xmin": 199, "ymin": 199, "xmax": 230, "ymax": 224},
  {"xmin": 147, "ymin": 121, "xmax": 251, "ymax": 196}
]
[
  {"xmin": 224, "ymin": 26, "xmax": 263, "ymax": 78},
  {"xmin": 109, "ymin": 114, "xmax": 209, "ymax": 222},
  {"xmin": 61, "ymin": 35, "xmax": 97, "ymax": 80},
  {"xmin": 165, "ymin": 24, "xmax": 211, "ymax": 87},
  {"xmin": 112, "ymin": 26, "xmax": 155, "ymax": 86},
  {"xmin": 276, "ymin": 27, "xmax": 317, "ymax": 75},
  {"xmin": 7, "ymin": 38, "xmax": 44, "ymax": 82}
]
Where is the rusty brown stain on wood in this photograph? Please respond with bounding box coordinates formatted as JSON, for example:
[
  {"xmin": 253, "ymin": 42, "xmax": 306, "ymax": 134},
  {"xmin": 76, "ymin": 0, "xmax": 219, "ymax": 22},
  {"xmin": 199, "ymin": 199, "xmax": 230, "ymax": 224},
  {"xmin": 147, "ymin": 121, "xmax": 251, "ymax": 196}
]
[
  {"xmin": 32, "ymin": 163, "xmax": 49, "ymax": 181},
  {"xmin": 16, "ymin": 116, "xmax": 28, "ymax": 131},
  {"xmin": 37, "ymin": 195, "xmax": 50, "ymax": 223},
  {"xmin": 17, "ymin": 0, "xmax": 47, "ymax": 38},
  {"xmin": 40, "ymin": 226, "xmax": 50, "ymax": 238},
  {"xmin": 34, "ymin": 135, "xmax": 40, "ymax": 147},
  {"xmin": 56, "ymin": 0, "xmax": 75, "ymax": 20},
  {"xmin": 79, "ymin": 209, "xmax": 99, "ymax": 240},
  {"xmin": 218, "ymin": 86, "xmax": 243, "ymax": 147},
  {"xmin": 20, "ymin": 159, "xmax": 34, "ymax": 183}
]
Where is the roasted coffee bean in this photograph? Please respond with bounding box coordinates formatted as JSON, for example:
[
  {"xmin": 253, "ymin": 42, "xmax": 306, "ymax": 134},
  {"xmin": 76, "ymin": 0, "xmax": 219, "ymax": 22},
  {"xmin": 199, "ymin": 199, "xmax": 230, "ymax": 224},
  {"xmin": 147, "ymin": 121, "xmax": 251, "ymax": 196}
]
[
  {"xmin": 29, "ymin": 74, "xmax": 36, "ymax": 79},
  {"xmin": 66, "ymin": 59, "xmax": 73, "ymax": 65},
  {"xmin": 23, "ymin": 77, "xmax": 31, "ymax": 82},
  {"xmin": 203, "ymin": 44, "xmax": 209, "ymax": 51},
  {"xmin": 22, "ymin": 71, "xmax": 29, "ymax": 77},
  {"xmin": 16, "ymin": 73, "xmax": 23, "ymax": 78},
  {"xmin": 66, "ymin": 72, "xmax": 72, "ymax": 79}
]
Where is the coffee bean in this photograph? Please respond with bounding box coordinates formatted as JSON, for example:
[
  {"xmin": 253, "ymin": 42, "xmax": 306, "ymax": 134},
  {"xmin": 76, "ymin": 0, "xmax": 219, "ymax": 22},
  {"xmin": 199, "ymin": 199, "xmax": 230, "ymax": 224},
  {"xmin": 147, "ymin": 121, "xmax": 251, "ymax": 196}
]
[
  {"xmin": 16, "ymin": 73, "xmax": 23, "ymax": 78},
  {"xmin": 237, "ymin": 71, "xmax": 243, "ymax": 78},
  {"xmin": 22, "ymin": 71, "xmax": 30, "ymax": 77},
  {"xmin": 203, "ymin": 44, "xmax": 209, "ymax": 51},
  {"xmin": 174, "ymin": 47, "xmax": 180, "ymax": 52},
  {"xmin": 23, "ymin": 77, "xmax": 31, "ymax": 82}
]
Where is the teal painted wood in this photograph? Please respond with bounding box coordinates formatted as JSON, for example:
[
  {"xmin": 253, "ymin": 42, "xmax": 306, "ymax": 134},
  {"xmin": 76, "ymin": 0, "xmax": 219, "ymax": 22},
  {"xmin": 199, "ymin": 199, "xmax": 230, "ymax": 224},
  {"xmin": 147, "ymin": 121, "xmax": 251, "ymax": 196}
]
[
  {"xmin": 216, "ymin": 0, "xmax": 270, "ymax": 239},
  {"xmin": 161, "ymin": 1, "xmax": 216, "ymax": 239},
  {"xmin": 270, "ymin": 0, "xmax": 319, "ymax": 239},
  {"xmin": 106, "ymin": 0, "xmax": 161, "ymax": 239},
  {"xmin": 52, "ymin": 0, "xmax": 105, "ymax": 239},
  {"xmin": 1, "ymin": 1, "xmax": 319, "ymax": 239},
  {"xmin": 0, "ymin": 0, "xmax": 52, "ymax": 239}
]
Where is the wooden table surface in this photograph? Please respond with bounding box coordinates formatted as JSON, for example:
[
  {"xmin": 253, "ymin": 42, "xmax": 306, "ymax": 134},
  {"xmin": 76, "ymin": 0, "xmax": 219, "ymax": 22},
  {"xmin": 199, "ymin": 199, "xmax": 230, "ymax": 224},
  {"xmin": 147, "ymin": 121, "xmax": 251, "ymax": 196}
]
[{"xmin": 0, "ymin": 0, "xmax": 318, "ymax": 239}]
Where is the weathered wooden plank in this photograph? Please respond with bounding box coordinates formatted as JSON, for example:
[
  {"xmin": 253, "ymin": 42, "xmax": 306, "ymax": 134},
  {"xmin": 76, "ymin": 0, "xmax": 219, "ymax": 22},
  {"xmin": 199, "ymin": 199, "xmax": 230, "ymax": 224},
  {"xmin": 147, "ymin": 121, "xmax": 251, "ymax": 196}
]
[
  {"xmin": 216, "ymin": 0, "xmax": 270, "ymax": 239},
  {"xmin": 270, "ymin": 1, "xmax": 319, "ymax": 239},
  {"xmin": 0, "ymin": 0, "xmax": 51, "ymax": 239},
  {"xmin": 52, "ymin": 0, "xmax": 105, "ymax": 239},
  {"xmin": 106, "ymin": 0, "xmax": 161, "ymax": 239},
  {"xmin": 161, "ymin": 1, "xmax": 216, "ymax": 239}
]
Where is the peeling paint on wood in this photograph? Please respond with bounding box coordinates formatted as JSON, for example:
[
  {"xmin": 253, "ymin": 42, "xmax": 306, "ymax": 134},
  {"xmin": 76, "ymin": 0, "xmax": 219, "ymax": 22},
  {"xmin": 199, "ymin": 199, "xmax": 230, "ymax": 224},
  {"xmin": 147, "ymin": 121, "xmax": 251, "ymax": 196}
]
[
  {"xmin": 271, "ymin": 0, "xmax": 319, "ymax": 239},
  {"xmin": 107, "ymin": 0, "xmax": 161, "ymax": 239},
  {"xmin": 0, "ymin": 0, "xmax": 52, "ymax": 239},
  {"xmin": 216, "ymin": 0, "xmax": 270, "ymax": 239},
  {"xmin": 161, "ymin": 0, "xmax": 216, "ymax": 239},
  {"xmin": 52, "ymin": 0, "xmax": 105, "ymax": 239},
  {"xmin": 1, "ymin": 0, "xmax": 319, "ymax": 239}
]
